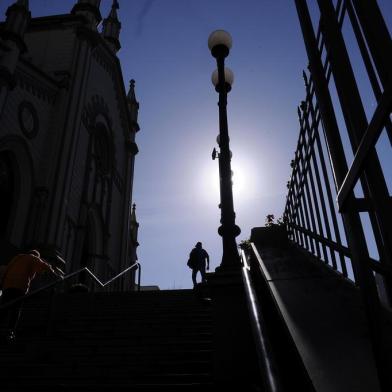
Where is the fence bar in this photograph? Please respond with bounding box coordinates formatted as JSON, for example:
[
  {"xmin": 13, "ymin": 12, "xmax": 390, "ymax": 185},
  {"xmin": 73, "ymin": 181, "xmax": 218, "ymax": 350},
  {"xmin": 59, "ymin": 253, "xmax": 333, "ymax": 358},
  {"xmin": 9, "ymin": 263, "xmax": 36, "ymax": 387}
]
[
  {"xmin": 301, "ymin": 104, "xmax": 335, "ymax": 268},
  {"xmin": 337, "ymin": 84, "xmax": 392, "ymax": 211},
  {"xmin": 288, "ymin": 222, "xmax": 350, "ymax": 257},
  {"xmin": 299, "ymin": 108, "xmax": 326, "ymax": 262},
  {"xmin": 350, "ymin": 0, "xmax": 392, "ymax": 91},
  {"xmin": 298, "ymin": 130, "xmax": 319, "ymax": 257},
  {"xmin": 306, "ymin": 81, "xmax": 348, "ymax": 276}
]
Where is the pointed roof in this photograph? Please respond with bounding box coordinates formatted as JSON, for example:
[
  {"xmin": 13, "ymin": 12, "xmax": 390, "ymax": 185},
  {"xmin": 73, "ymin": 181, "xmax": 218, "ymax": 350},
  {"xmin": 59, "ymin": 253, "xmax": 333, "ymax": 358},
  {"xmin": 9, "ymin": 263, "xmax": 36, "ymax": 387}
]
[
  {"xmin": 130, "ymin": 203, "xmax": 139, "ymax": 245},
  {"xmin": 109, "ymin": 0, "xmax": 119, "ymax": 19},
  {"xmin": 127, "ymin": 79, "xmax": 137, "ymax": 102},
  {"xmin": 127, "ymin": 79, "xmax": 140, "ymax": 132},
  {"xmin": 131, "ymin": 203, "xmax": 138, "ymax": 224},
  {"xmin": 2, "ymin": 0, "xmax": 31, "ymax": 51},
  {"xmin": 16, "ymin": 0, "xmax": 29, "ymax": 7},
  {"xmin": 71, "ymin": 0, "xmax": 102, "ymax": 28},
  {"xmin": 5, "ymin": 0, "xmax": 30, "ymax": 20},
  {"xmin": 102, "ymin": 0, "xmax": 121, "ymax": 52}
]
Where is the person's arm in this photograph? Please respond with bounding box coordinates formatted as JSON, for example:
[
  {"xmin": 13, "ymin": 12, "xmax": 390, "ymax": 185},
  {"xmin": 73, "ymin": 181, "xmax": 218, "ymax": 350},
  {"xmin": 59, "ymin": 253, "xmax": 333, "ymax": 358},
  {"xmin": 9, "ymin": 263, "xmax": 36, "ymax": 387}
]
[
  {"xmin": 206, "ymin": 252, "xmax": 210, "ymax": 270},
  {"xmin": 34, "ymin": 257, "xmax": 64, "ymax": 279}
]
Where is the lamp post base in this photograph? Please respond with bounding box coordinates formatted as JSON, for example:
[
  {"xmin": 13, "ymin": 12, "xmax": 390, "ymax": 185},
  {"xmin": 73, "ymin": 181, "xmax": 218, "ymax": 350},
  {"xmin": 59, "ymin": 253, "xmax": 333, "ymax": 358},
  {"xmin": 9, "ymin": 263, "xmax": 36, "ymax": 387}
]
[{"xmin": 217, "ymin": 223, "xmax": 242, "ymax": 271}]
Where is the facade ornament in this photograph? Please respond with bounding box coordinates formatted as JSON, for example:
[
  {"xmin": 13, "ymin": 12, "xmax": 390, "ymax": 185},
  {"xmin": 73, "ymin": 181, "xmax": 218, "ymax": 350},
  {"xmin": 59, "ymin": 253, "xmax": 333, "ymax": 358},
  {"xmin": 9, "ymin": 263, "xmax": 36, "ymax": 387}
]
[
  {"xmin": 102, "ymin": 0, "xmax": 121, "ymax": 53},
  {"xmin": 0, "ymin": 0, "xmax": 30, "ymax": 104},
  {"xmin": 130, "ymin": 203, "xmax": 139, "ymax": 247},
  {"xmin": 2, "ymin": 0, "xmax": 30, "ymax": 50},
  {"xmin": 71, "ymin": 0, "xmax": 102, "ymax": 30},
  {"xmin": 127, "ymin": 79, "xmax": 140, "ymax": 132},
  {"xmin": 18, "ymin": 100, "xmax": 39, "ymax": 139}
]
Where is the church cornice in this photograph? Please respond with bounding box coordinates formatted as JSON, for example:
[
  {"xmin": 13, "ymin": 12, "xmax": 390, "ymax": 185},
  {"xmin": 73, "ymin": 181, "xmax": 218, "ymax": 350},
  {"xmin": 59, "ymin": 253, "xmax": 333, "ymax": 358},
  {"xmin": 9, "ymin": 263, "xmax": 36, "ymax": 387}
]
[
  {"xmin": 26, "ymin": 14, "xmax": 85, "ymax": 32},
  {"xmin": 16, "ymin": 63, "xmax": 59, "ymax": 104},
  {"xmin": 19, "ymin": 57, "xmax": 61, "ymax": 87}
]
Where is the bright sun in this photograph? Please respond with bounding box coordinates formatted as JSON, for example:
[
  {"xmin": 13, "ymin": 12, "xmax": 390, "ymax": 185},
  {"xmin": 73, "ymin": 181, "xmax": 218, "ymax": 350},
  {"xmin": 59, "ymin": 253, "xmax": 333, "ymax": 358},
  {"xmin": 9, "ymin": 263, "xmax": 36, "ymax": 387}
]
[{"xmin": 203, "ymin": 157, "xmax": 252, "ymax": 203}]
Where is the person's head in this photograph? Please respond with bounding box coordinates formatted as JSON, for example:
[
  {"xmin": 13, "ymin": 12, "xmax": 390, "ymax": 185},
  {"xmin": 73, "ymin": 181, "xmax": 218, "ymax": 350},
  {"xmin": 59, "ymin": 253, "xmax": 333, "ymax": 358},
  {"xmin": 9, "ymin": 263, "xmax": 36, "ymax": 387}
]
[
  {"xmin": 196, "ymin": 242, "xmax": 202, "ymax": 249},
  {"xmin": 29, "ymin": 250, "xmax": 40, "ymax": 258}
]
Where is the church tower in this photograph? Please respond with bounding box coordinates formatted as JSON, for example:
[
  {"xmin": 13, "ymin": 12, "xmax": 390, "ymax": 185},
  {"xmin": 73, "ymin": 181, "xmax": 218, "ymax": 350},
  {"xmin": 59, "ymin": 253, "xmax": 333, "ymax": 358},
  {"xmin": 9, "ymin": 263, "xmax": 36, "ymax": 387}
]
[{"xmin": 0, "ymin": 0, "xmax": 140, "ymax": 290}]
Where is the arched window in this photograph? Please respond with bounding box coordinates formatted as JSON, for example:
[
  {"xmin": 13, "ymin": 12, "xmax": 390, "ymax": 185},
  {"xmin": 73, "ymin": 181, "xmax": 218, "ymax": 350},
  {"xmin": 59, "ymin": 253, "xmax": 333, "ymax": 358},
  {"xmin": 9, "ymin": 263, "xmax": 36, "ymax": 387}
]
[{"xmin": 94, "ymin": 122, "xmax": 113, "ymax": 175}]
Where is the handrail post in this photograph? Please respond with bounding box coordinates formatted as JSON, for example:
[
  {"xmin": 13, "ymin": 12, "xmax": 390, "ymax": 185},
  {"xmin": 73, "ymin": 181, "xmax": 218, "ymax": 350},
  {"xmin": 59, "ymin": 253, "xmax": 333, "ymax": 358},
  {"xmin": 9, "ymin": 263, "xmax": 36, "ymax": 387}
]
[
  {"xmin": 0, "ymin": 262, "xmax": 142, "ymax": 311},
  {"xmin": 137, "ymin": 263, "xmax": 141, "ymax": 291}
]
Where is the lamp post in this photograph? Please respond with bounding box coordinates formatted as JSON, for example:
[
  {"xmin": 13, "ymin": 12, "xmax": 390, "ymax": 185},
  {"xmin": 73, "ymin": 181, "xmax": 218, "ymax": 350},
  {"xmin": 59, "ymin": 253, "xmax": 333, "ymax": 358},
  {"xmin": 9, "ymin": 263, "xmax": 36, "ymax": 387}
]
[{"xmin": 208, "ymin": 30, "xmax": 241, "ymax": 270}]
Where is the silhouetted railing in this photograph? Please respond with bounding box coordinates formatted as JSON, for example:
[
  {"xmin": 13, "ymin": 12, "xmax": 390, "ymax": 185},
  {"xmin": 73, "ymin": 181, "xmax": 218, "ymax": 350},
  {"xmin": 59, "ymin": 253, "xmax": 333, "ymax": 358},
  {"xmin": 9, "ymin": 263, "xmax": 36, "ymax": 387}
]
[
  {"xmin": 289, "ymin": 1, "xmax": 392, "ymax": 390},
  {"xmin": 240, "ymin": 249, "xmax": 283, "ymax": 392},
  {"xmin": 0, "ymin": 261, "xmax": 141, "ymax": 313},
  {"xmin": 240, "ymin": 248, "xmax": 316, "ymax": 391}
]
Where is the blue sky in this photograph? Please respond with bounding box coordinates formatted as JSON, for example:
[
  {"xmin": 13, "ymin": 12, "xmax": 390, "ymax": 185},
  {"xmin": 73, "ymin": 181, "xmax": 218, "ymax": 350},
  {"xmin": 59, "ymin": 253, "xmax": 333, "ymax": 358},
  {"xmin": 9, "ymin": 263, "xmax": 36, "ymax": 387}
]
[{"xmin": 1, "ymin": 1, "xmax": 391, "ymax": 289}]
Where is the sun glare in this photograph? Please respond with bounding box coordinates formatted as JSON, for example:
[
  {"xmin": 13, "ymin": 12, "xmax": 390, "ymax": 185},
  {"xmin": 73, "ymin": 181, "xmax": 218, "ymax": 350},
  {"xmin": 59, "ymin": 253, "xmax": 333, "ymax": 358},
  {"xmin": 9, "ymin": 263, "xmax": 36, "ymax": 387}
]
[{"xmin": 202, "ymin": 157, "xmax": 255, "ymax": 204}]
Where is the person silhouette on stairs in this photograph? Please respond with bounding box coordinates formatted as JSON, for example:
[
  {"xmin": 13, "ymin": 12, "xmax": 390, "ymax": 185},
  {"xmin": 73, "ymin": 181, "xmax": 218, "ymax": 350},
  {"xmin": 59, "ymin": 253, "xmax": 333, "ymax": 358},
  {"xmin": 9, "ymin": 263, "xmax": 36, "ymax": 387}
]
[{"xmin": 188, "ymin": 242, "xmax": 210, "ymax": 288}]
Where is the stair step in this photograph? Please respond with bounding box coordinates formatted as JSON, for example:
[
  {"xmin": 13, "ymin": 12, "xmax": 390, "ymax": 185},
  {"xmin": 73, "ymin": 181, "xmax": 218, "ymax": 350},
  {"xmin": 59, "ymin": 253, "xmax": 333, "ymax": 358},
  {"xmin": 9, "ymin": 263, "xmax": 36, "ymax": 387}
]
[{"xmin": 0, "ymin": 289, "xmax": 216, "ymax": 389}]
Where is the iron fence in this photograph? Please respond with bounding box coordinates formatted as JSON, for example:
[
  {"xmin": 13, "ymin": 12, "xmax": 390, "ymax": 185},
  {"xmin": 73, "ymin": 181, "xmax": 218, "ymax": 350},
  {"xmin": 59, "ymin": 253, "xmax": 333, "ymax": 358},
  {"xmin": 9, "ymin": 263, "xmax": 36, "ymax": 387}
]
[{"xmin": 286, "ymin": 0, "xmax": 391, "ymax": 389}]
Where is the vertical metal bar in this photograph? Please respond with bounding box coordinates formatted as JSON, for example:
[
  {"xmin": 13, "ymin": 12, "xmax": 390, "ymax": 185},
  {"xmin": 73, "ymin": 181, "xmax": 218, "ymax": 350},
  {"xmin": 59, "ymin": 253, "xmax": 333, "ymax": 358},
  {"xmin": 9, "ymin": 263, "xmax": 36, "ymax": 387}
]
[
  {"xmin": 293, "ymin": 175, "xmax": 308, "ymax": 249},
  {"xmin": 137, "ymin": 264, "xmax": 141, "ymax": 292},
  {"xmin": 293, "ymin": 152, "xmax": 311, "ymax": 251},
  {"xmin": 286, "ymin": 193, "xmax": 299, "ymax": 245},
  {"xmin": 302, "ymin": 103, "xmax": 335, "ymax": 267},
  {"xmin": 296, "ymin": 143, "xmax": 315, "ymax": 254},
  {"xmin": 351, "ymin": 0, "xmax": 392, "ymax": 91},
  {"xmin": 298, "ymin": 117, "xmax": 319, "ymax": 257},
  {"xmin": 295, "ymin": 1, "xmax": 391, "ymax": 389},
  {"xmin": 306, "ymin": 74, "xmax": 348, "ymax": 275},
  {"xmin": 345, "ymin": 0, "xmax": 392, "ymax": 144},
  {"xmin": 306, "ymin": 82, "xmax": 347, "ymax": 275},
  {"xmin": 286, "ymin": 189, "xmax": 299, "ymax": 245},
  {"xmin": 299, "ymin": 109, "xmax": 324, "ymax": 260},
  {"xmin": 289, "ymin": 190, "xmax": 303, "ymax": 246}
]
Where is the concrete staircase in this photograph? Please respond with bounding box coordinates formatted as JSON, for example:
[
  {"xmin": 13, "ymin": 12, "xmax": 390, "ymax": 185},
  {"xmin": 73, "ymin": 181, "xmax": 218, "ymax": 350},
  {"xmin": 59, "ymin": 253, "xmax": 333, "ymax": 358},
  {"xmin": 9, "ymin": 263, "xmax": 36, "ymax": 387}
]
[{"xmin": 0, "ymin": 289, "xmax": 216, "ymax": 391}]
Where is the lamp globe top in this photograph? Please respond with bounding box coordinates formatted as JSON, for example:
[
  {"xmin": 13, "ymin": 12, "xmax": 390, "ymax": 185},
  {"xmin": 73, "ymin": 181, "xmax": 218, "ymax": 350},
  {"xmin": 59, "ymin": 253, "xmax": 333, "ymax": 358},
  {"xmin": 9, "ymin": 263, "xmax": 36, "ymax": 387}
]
[{"xmin": 208, "ymin": 30, "xmax": 232, "ymax": 58}]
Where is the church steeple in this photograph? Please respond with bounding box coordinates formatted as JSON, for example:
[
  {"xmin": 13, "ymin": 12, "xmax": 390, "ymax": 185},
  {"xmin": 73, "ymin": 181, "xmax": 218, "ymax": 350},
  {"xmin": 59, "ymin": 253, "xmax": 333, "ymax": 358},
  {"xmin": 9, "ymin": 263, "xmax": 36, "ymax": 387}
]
[
  {"xmin": 71, "ymin": 0, "xmax": 102, "ymax": 30},
  {"xmin": 102, "ymin": 0, "xmax": 121, "ymax": 53},
  {"xmin": 3, "ymin": 0, "xmax": 31, "ymax": 47},
  {"xmin": 130, "ymin": 203, "xmax": 139, "ymax": 247},
  {"xmin": 0, "ymin": 0, "xmax": 30, "ymax": 92},
  {"xmin": 127, "ymin": 79, "xmax": 140, "ymax": 132}
]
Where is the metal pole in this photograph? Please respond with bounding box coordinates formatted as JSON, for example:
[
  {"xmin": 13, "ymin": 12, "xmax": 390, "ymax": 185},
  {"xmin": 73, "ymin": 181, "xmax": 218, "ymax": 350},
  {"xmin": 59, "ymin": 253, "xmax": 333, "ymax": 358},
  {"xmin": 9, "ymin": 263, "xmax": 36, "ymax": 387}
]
[{"xmin": 215, "ymin": 56, "xmax": 241, "ymax": 270}]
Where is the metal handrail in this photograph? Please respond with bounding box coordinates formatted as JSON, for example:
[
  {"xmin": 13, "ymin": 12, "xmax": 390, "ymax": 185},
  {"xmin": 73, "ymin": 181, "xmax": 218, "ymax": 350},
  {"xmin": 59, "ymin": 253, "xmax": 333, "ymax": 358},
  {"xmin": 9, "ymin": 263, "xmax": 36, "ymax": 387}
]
[
  {"xmin": 0, "ymin": 261, "xmax": 141, "ymax": 311},
  {"xmin": 240, "ymin": 249, "xmax": 284, "ymax": 392}
]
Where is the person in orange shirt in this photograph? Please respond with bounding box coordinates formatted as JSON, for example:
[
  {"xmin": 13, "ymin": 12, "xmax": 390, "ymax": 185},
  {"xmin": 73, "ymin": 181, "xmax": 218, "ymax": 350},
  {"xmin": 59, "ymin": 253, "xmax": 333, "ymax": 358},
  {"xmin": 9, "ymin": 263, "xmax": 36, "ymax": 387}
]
[{"xmin": 1, "ymin": 250, "xmax": 62, "ymax": 341}]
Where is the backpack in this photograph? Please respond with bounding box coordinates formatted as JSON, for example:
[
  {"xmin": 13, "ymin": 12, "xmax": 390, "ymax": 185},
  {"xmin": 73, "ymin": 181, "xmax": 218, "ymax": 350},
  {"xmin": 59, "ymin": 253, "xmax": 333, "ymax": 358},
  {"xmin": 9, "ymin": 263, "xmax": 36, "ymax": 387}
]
[{"xmin": 187, "ymin": 249, "xmax": 198, "ymax": 269}]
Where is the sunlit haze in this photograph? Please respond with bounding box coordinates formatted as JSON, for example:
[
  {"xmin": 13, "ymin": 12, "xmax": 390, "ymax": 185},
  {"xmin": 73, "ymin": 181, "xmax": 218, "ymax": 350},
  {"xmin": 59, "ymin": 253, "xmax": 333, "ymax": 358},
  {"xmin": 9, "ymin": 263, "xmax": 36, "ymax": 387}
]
[{"xmin": 2, "ymin": 0, "xmax": 391, "ymax": 290}]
